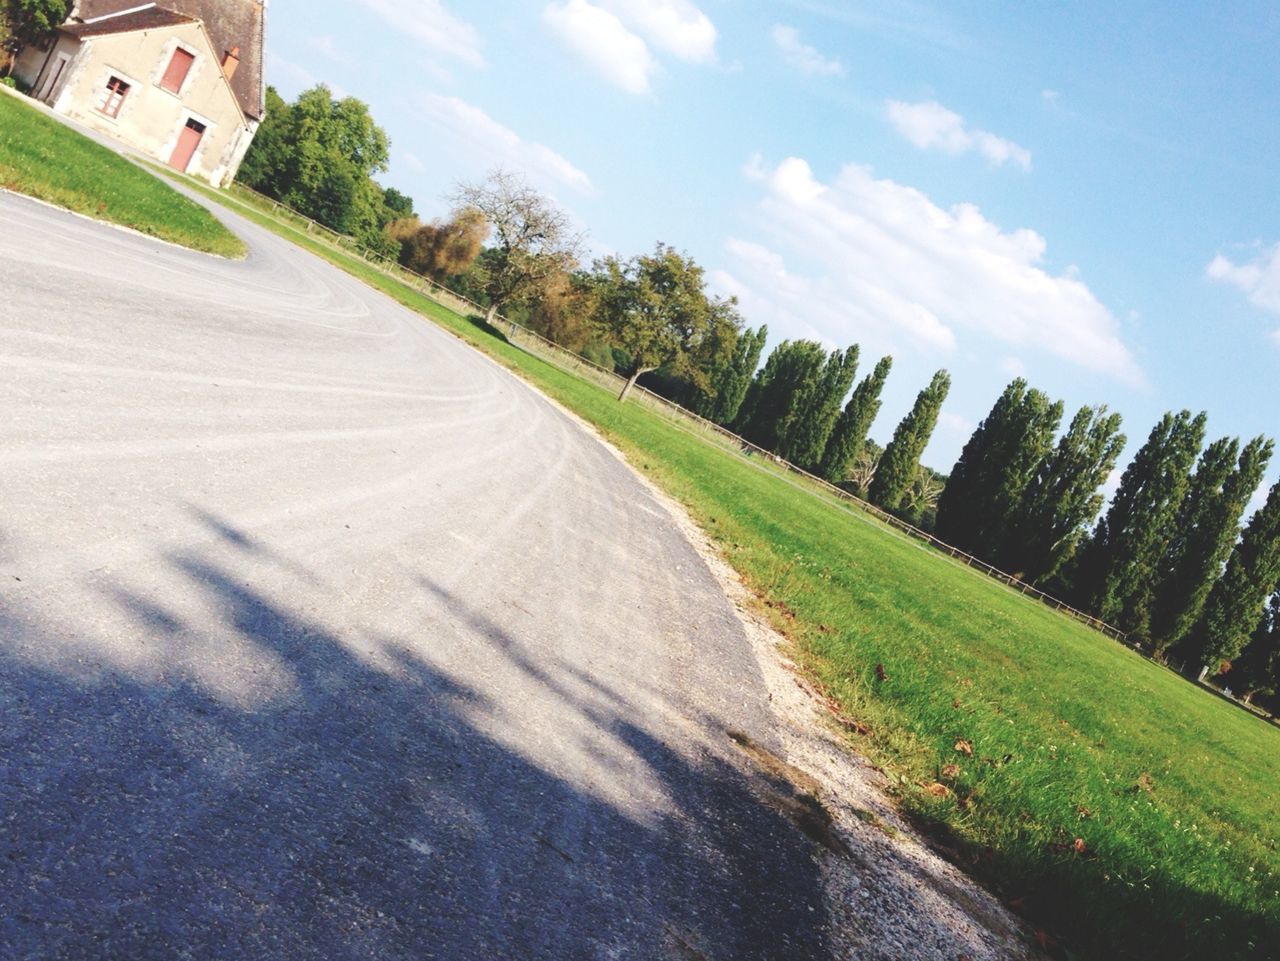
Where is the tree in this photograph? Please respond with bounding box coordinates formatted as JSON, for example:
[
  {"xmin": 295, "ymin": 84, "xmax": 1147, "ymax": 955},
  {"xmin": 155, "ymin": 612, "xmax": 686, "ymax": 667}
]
[
  {"xmin": 2, "ymin": 0, "xmax": 67, "ymax": 59},
  {"xmin": 819, "ymin": 356, "xmax": 893, "ymax": 483},
  {"xmin": 694, "ymin": 325, "xmax": 767, "ymax": 426},
  {"xmin": 399, "ymin": 207, "xmax": 487, "ymax": 282},
  {"xmin": 869, "ymin": 370, "xmax": 951, "ymax": 512},
  {"xmin": 934, "ymin": 379, "xmax": 1064, "ymax": 561},
  {"xmin": 1234, "ymin": 596, "xmax": 1280, "ymax": 704},
  {"xmin": 733, "ymin": 340, "xmax": 828, "ymax": 452},
  {"xmin": 1002, "ymin": 405, "xmax": 1126, "ymax": 584},
  {"xmin": 524, "ymin": 268, "xmax": 601, "ymax": 354},
  {"xmin": 1077, "ymin": 410, "xmax": 1207, "ymax": 636},
  {"xmin": 846, "ymin": 440, "xmax": 883, "ymax": 499},
  {"xmin": 780, "ymin": 345, "xmax": 860, "ymax": 470},
  {"xmin": 451, "ymin": 169, "xmax": 580, "ymax": 325},
  {"xmin": 1152, "ymin": 436, "xmax": 1272, "ymax": 655},
  {"xmin": 237, "ymin": 85, "xmax": 393, "ymax": 247},
  {"xmin": 1193, "ymin": 481, "xmax": 1280, "ymax": 671},
  {"xmin": 593, "ymin": 243, "xmax": 740, "ymax": 402},
  {"xmin": 382, "ymin": 186, "xmax": 415, "ymax": 220}
]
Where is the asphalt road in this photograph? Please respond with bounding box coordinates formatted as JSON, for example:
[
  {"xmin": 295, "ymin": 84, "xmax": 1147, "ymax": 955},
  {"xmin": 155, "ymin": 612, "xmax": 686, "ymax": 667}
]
[{"xmin": 0, "ymin": 190, "xmax": 837, "ymax": 959}]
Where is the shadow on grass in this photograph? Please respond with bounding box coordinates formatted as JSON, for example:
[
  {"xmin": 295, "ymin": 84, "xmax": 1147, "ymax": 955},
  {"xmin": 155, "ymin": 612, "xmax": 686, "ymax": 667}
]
[{"xmin": 0, "ymin": 510, "xmax": 830, "ymax": 960}]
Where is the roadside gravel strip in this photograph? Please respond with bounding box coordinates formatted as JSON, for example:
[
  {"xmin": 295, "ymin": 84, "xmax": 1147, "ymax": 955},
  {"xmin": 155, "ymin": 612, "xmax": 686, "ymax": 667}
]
[{"xmin": 0, "ymin": 188, "xmax": 1038, "ymax": 960}]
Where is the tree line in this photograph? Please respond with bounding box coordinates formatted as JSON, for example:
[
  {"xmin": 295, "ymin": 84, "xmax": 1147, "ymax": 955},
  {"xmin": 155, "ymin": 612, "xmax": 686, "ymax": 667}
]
[
  {"xmin": 232, "ymin": 90, "xmax": 1280, "ymax": 710},
  {"xmin": 933, "ymin": 382, "xmax": 1280, "ymax": 705}
]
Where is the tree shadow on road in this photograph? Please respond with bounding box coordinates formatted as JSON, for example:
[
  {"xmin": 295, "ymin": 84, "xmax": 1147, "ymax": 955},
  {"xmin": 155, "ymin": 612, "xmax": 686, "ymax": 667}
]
[{"xmin": 0, "ymin": 510, "xmax": 831, "ymax": 961}]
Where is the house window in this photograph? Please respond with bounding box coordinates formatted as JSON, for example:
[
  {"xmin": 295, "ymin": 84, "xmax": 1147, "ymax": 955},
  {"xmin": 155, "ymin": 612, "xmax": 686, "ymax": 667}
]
[
  {"xmin": 160, "ymin": 48, "xmax": 195, "ymax": 94},
  {"xmin": 98, "ymin": 76, "xmax": 130, "ymax": 118}
]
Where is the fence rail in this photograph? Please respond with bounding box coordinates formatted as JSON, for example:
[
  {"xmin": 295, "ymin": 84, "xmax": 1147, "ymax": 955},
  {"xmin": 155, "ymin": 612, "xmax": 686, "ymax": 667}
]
[{"xmin": 226, "ymin": 182, "xmax": 1136, "ymax": 644}]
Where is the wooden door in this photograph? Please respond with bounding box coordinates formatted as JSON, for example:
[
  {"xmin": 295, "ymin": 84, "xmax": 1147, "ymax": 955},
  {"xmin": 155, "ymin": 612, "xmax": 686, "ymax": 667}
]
[{"xmin": 168, "ymin": 119, "xmax": 206, "ymax": 172}]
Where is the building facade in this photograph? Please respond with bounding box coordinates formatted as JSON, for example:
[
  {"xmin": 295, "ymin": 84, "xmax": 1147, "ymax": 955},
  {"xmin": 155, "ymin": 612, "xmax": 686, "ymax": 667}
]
[{"xmin": 13, "ymin": 0, "xmax": 266, "ymax": 186}]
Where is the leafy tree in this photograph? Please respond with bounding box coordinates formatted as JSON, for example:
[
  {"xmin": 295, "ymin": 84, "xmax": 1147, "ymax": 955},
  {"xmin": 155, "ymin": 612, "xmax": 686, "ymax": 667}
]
[
  {"xmin": 733, "ymin": 340, "xmax": 828, "ymax": 452},
  {"xmin": 452, "ymin": 169, "xmax": 580, "ymax": 325},
  {"xmin": 869, "ymin": 370, "xmax": 951, "ymax": 512},
  {"xmin": 694, "ymin": 325, "xmax": 767, "ymax": 426},
  {"xmin": 1193, "ymin": 481, "xmax": 1280, "ymax": 671},
  {"xmin": 2, "ymin": 0, "xmax": 67, "ymax": 57},
  {"xmin": 819, "ymin": 356, "xmax": 893, "ymax": 483},
  {"xmin": 399, "ymin": 207, "xmax": 487, "ymax": 282},
  {"xmin": 382, "ymin": 186, "xmax": 415, "ymax": 219},
  {"xmin": 1234, "ymin": 596, "xmax": 1280, "ymax": 704},
  {"xmin": 902, "ymin": 465, "xmax": 947, "ymax": 530},
  {"xmin": 593, "ymin": 243, "xmax": 739, "ymax": 402},
  {"xmin": 934, "ymin": 379, "xmax": 1064, "ymax": 561},
  {"xmin": 524, "ymin": 268, "xmax": 601, "ymax": 354},
  {"xmin": 1152, "ymin": 436, "xmax": 1272, "ymax": 655},
  {"xmin": 1002, "ymin": 405, "xmax": 1126, "ymax": 583},
  {"xmin": 1077, "ymin": 410, "xmax": 1207, "ymax": 636},
  {"xmin": 237, "ymin": 85, "xmax": 393, "ymax": 247},
  {"xmin": 780, "ymin": 345, "xmax": 860, "ymax": 470}
]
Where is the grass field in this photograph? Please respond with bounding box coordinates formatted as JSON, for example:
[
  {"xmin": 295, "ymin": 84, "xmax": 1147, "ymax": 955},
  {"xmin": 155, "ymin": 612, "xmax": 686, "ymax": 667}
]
[
  {"xmin": 0, "ymin": 92, "xmax": 244, "ymax": 257},
  {"xmin": 173, "ymin": 171, "xmax": 1280, "ymax": 961}
]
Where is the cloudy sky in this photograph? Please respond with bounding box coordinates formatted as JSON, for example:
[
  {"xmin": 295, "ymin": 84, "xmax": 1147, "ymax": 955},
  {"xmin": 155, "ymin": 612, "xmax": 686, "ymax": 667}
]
[{"xmin": 265, "ymin": 0, "xmax": 1280, "ymax": 500}]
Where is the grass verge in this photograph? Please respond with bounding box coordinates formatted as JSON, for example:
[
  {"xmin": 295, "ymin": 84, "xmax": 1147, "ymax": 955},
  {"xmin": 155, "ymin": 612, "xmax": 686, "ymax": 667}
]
[
  {"xmin": 0, "ymin": 92, "xmax": 244, "ymax": 257},
  {"xmin": 173, "ymin": 169, "xmax": 1280, "ymax": 961}
]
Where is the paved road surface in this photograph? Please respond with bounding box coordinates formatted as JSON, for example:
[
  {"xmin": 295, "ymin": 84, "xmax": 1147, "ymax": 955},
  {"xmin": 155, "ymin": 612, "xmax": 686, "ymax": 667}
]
[{"xmin": 0, "ymin": 191, "xmax": 836, "ymax": 959}]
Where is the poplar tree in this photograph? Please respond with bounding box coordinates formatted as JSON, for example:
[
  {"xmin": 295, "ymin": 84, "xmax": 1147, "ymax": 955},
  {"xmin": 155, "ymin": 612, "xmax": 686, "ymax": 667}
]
[
  {"xmin": 1234, "ymin": 596, "xmax": 1280, "ymax": 703},
  {"xmin": 934, "ymin": 379, "xmax": 1064, "ymax": 560},
  {"xmin": 697, "ymin": 325, "xmax": 767, "ymax": 426},
  {"xmin": 869, "ymin": 370, "xmax": 951, "ymax": 512},
  {"xmin": 1078, "ymin": 410, "xmax": 1207, "ymax": 636},
  {"xmin": 1002, "ymin": 405, "xmax": 1125, "ymax": 584},
  {"xmin": 781, "ymin": 345, "xmax": 860, "ymax": 470},
  {"xmin": 1151, "ymin": 436, "xmax": 1272, "ymax": 655},
  {"xmin": 1194, "ymin": 481, "xmax": 1280, "ymax": 670},
  {"xmin": 733, "ymin": 340, "xmax": 827, "ymax": 452},
  {"xmin": 819, "ymin": 356, "xmax": 893, "ymax": 483}
]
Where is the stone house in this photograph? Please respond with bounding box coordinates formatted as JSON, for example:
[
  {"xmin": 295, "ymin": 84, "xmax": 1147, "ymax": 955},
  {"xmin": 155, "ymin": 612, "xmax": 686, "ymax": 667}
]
[{"xmin": 11, "ymin": 0, "xmax": 265, "ymax": 186}]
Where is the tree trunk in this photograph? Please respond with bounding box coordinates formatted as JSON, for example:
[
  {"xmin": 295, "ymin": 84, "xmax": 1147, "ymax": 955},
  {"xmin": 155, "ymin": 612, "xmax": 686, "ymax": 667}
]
[
  {"xmin": 484, "ymin": 302, "xmax": 499, "ymax": 326},
  {"xmin": 618, "ymin": 368, "xmax": 655, "ymax": 402}
]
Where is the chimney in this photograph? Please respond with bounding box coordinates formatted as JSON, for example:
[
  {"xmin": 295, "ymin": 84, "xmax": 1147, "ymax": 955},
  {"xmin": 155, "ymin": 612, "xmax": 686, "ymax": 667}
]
[{"xmin": 222, "ymin": 46, "xmax": 241, "ymax": 82}]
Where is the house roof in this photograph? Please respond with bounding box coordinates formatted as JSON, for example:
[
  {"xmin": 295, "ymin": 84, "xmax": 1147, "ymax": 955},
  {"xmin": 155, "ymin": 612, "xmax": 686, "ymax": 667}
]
[
  {"xmin": 71, "ymin": 0, "xmax": 265, "ymax": 119},
  {"xmin": 64, "ymin": 8, "xmax": 196, "ymax": 38}
]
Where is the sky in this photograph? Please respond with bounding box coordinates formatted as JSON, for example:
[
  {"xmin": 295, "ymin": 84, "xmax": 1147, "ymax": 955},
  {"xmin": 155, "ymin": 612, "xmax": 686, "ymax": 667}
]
[{"xmin": 264, "ymin": 0, "xmax": 1280, "ymax": 510}]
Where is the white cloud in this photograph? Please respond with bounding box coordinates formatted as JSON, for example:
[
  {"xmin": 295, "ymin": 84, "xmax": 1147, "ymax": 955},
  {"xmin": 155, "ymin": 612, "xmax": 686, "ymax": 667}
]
[
  {"xmin": 886, "ymin": 99, "xmax": 1031, "ymax": 170},
  {"xmin": 771, "ymin": 24, "xmax": 845, "ymax": 77},
  {"xmin": 266, "ymin": 51, "xmax": 347, "ymax": 99},
  {"xmin": 356, "ymin": 0, "xmax": 484, "ymax": 67},
  {"xmin": 1207, "ymin": 244, "xmax": 1280, "ymax": 317},
  {"xmin": 400, "ymin": 151, "xmax": 426, "ymax": 175},
  {"xmin": 939, "ymin": 411, "xmax": 974, "ymax": 438},
  {"xmin": 1000, "ymin": 356, "xmax": 1027, "ymax": 377},
  {"xmin": 600, "ymin": 0, "xmax": 717, "ymax": 62},
  {"xmin": 412, "ymin": 93, "xmax": 593, "ymax": 194},
  {"xmin": 543, "ymin": 0, "xmax": 716, "ymax": 94},
  {"xmin": 723, "ymin": 157, "xmax": 1142, "ymax": 385},
  {"xmin": 543, "ymin": 0, "xmax": 657, "ymax": 94},
  {"xmin": 1041, "ymin": 88, "xmax": 1061, "ymax": 105}
]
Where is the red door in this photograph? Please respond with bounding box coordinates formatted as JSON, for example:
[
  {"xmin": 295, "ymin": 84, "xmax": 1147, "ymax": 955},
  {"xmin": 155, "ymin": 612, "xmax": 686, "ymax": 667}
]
[{"xmin": 168, "ymin": 119, "xmax": 206, "ymax": 172}]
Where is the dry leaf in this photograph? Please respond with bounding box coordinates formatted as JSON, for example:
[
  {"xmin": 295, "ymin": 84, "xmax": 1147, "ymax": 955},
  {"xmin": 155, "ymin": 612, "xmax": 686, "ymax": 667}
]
[
  {"xmin": 875, "ymin": 663, "xmax": 889, "ymax": 682},
  {"xmin": 941, "ymin": 763, "xmax": 961, "ymax": 779},
  {"xmin": 925, "ymin": 782, "xmax": 951, "ymax": 798},
  {"xmin": 1073, "ymin": 837, "xmax": 1088, "ymax": 855},
  {"xmin": 954, "ymin": 738, "xmax": 974, "ymax": 757}
]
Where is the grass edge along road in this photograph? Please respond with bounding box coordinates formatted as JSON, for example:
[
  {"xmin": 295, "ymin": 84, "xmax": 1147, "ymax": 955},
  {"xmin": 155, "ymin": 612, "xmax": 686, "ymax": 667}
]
[
  {"xmin": 0, "ymin": 91, "xmax": 244, "ymax": 257},
  {"xmin": 168, "ymin": 170, "xmax": 1280, "ymax": 961}
]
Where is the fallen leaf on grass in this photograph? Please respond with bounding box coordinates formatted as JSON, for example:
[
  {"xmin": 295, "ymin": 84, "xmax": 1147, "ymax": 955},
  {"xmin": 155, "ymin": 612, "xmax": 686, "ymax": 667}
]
[
  {"xmin": 954, "ymin": 738, "xmax": 974, "ymax": 757},
  {"xmin": 1136, "ymin": 772, "xmax": 1155, "ymax": 793},
  {"xmin": 924, "ymin": 782, "xmax": 951, "ymax": 798},
  {"xmin": 941, "ymin": 763, "xmax": 961, "ymax": 779},
  {"xmin": 875, "ymin": 663, "xmax": 888, "ymax": 682},
  {"xmin": 1073, "ymin": 837, "xmax": 1088, "ymax": 855}
]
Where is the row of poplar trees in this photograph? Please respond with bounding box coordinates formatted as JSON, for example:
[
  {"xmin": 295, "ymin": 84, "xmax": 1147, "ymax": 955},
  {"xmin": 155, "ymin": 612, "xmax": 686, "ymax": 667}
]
[
  {"xmin": 721, "ymin": 339, "xmax": 952, "ymax": 517},
  {"xmin": 934, "ymin": 379, "xmax": 1280, "ymax": 689}
]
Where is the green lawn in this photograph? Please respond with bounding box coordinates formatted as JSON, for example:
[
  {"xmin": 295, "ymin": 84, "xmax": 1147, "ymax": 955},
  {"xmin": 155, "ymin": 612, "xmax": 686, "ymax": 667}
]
[
  {"xmin": 174, "ymin": 171, "xmax": 1280, "ymax": 961},
  {"xmin": 0, "ymin": 92, "xmax": 244, "ymax": 257}
]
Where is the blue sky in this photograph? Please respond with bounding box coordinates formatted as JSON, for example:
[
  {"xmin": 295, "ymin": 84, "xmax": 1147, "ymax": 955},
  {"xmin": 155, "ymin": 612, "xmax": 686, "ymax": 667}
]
[{"xmin": 264, "ymin": 0, "xmax": 1280, "ymax": 507}]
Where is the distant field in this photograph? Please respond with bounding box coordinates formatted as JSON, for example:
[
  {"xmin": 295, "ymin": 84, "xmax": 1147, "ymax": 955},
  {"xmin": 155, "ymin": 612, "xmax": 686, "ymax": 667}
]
[
  {"xmin": 0, "ymin": 92, "xmax": 244, "ymax": 257},
  {"xmin": 176, "ymin": 172, "xmax": 1280, "ymax": 961}
]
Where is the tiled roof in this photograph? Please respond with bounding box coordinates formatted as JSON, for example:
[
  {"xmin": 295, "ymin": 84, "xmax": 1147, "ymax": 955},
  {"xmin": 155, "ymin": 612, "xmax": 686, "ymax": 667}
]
[
  {"xmin": 64, "ymin": 8, "xmax": 196, "ymax": 38},
  {"xmin": 72, "ymin": 0, "xmax": 265, "ymax": 119}
]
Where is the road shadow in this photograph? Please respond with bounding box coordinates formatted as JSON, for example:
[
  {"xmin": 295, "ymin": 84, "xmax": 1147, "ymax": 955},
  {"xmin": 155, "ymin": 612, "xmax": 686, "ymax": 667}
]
[{"xmin": 0, "ymin": 510, "xmax": 831, "ymax": 960}]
